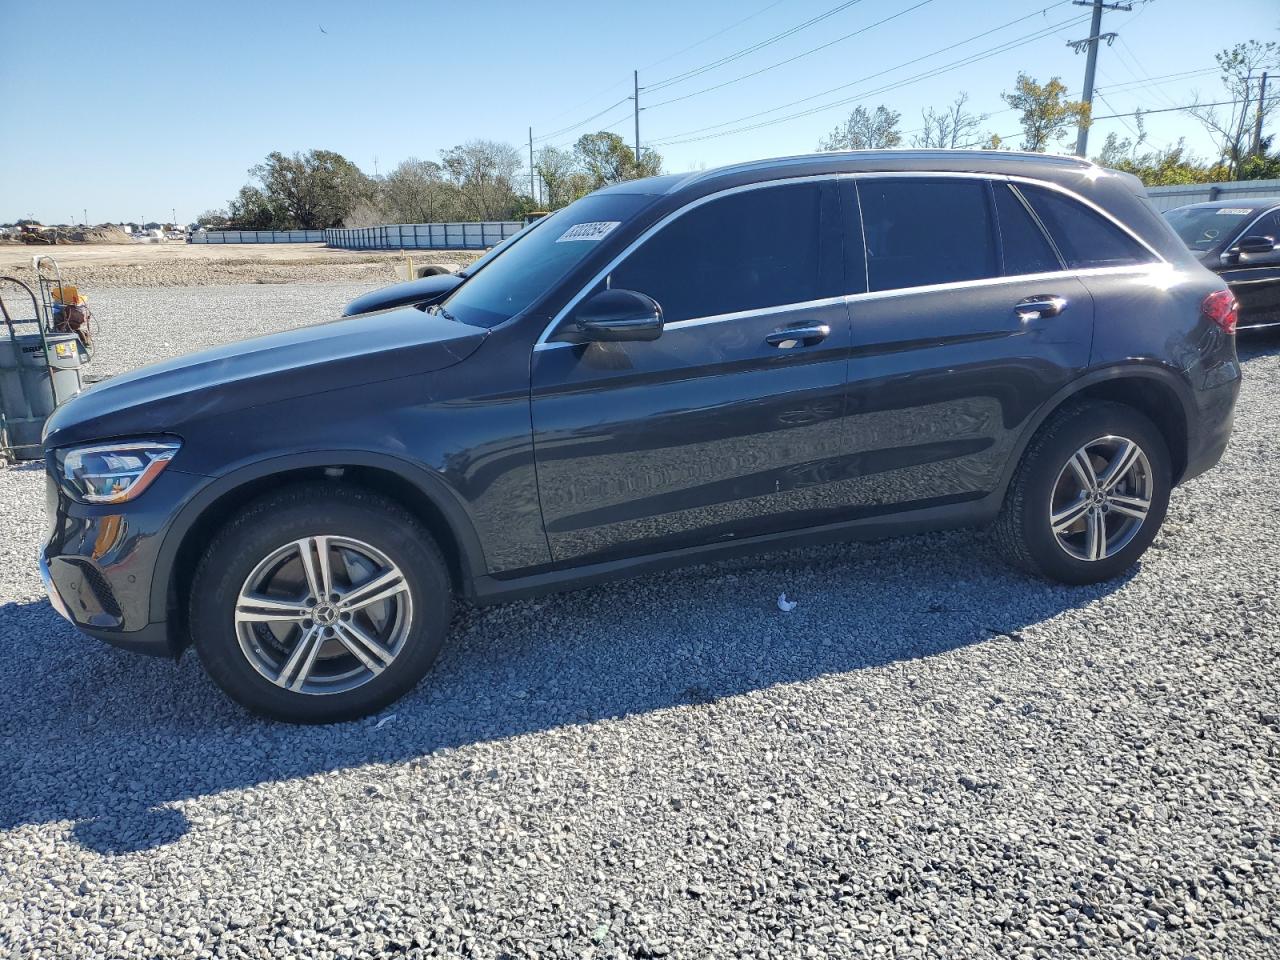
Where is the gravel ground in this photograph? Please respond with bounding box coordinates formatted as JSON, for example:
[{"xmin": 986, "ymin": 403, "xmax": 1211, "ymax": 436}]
[
  {"xmin": 0, "ymin": 245, "xmax": 481, "ymax": 289},
  {"xmin": 0, "ymin": 283, "xmax": 1277, "ymax": 959}
]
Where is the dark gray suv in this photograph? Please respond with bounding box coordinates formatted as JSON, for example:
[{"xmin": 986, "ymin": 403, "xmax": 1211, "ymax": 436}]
[{"xmin": 40, "ymin": 150, "xmax": 1240, "ymax": 723}]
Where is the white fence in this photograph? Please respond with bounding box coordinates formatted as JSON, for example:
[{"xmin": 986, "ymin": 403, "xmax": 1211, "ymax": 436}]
[
  {"xmin": 190, "ymin": 229, "xmax": 327, "ymax": 243},
  {"xmin": 325, "ymin": 222, "xmax": 522, "ymax": 251},
  {"xmin": 1146, "ymin": 178, "xmax": 1280, "ymax": 212}
]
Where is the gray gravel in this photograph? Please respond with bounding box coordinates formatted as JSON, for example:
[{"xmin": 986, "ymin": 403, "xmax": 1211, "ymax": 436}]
[{"xmin": 1, "ymin": 284, "xmax": 1277, "ymax": 959}]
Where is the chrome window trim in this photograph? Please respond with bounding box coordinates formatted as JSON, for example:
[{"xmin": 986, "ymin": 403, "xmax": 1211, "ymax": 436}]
[
  {"xmin": 533, "ymin": 168, "xmax": 1165, "ymax": 350},
  {"xmin": 531, "ymin": 263, "xmax": 1171, "ymax": 351}
]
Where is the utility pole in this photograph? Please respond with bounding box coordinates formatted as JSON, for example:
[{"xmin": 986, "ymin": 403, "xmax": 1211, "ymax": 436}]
[
  {"xmin": 633, "ymin": 69, "xmax": 641, "ymax": 164},
  {"xmin": 1254, "ymin": 71, "xmax": 1269, "ymax": 158},
  {"xmin": 1068, "ymin": 0, "xmax": 1131, "ymax": 158},
  {"xmin": 529, "ymin": 126, "xmax": 537, "ymax": 204},
  {"xmin": 83, "ymin": 208, "xmax": 88, "ymax": 226}
]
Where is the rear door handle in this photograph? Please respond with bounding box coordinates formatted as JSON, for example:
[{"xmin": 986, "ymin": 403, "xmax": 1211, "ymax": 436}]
[
  {"xmin": 1015, "ymin": 295, "xmax": 1068, "ymax": 321},
  {"xmin": 766, "ymin": 324, "xmax": 830, "ymax": 348}
]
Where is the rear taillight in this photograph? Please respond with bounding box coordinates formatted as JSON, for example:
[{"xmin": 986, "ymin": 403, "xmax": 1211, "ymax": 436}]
[{"xmin": 1202, "ymin": 289, "xmax": 1238, "ymax": 334}]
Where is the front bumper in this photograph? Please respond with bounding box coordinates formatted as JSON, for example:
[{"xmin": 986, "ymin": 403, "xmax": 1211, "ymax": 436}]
[{"xmin": 40, "ymin": 466, "xmax": 208, "ymax": 658}]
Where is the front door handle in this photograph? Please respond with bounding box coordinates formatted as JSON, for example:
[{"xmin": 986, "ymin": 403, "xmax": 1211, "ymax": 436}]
[
  {"xmin": 1015, "ymin": 295, "xmax": 1068, "ymax": 321},
  {"xmin": 766, "ymin": 324, "xmax": 830, "ymax": 348}
]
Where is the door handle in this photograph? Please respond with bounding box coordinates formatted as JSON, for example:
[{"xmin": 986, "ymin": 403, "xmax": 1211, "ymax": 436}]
[
  {"xmin": 1015, "ymin": 295, "xmax": 1068, "ymax": 321},
  {"xmin": 766, "ymin": 324, "xmax": 830, "ymax": 348}
]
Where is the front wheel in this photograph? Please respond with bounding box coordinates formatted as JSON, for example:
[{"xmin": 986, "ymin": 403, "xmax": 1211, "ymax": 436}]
[
  {"xmin": 190, "ymin": 485, "xmax": 452, "ymax": 723},
  {"xmin": 994, "ymin": 401, "xmax": 1171, "ymax": 584}
]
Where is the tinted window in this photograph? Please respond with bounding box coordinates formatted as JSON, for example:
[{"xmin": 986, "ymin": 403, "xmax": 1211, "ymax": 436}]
[
  {"xmin": 1247, "ymin": 210, "xmax": 1280, "ymax": 240},
  {"xmin": 858, "ymin": 179, "xmax": 998, "ymax": 292},
  {"xmin": 608, "ymin": 183, "xmax": 824, "ymax": 323},
  {"xmin": 1018, "ymin": 183, "xmax": 1153, "ymax": 269},
  {"xmin": 994, "ymin": 183, "xmax": 1062, "ymax": 275}
]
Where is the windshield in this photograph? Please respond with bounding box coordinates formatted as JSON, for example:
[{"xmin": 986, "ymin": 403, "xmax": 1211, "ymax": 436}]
[
  {"xmin": 440, "ymin": 193, "xmax": 652, "ymax": 327},
  {"xmin": 1164, "ymin": 205, "xmax": 1258, "ymax": 251},
  {"xmin": 460, "ymin": 224, "xmax": 535, "ymax": 276}
]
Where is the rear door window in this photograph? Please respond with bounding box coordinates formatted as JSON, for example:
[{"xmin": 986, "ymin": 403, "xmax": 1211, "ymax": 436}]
[
  {"xmin": 857, "ymin": 178, "xmax": 999, "ymax": 292},
  {"xmin": 993, "ymin": 183, "xmax": 1062, "ymax": 276},
  {"xmin": 1016, "ymin": 183, "xmax": 1154, "ymax": 269},
  {"xmin": 607, "ymin": 182, "xmax": 827, "ymax": 323}
]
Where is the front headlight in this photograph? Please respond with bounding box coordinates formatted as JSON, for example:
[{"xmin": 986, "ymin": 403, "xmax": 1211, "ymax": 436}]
[{"xmin": 57, "ymin": 440, "xmax": 181, "ymax": 504}]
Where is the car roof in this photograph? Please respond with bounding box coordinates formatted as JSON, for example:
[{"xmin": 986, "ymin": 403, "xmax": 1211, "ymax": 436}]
[{"xmin": 596, "ymin": 150, "xmax": 1101, "ymax": 198}]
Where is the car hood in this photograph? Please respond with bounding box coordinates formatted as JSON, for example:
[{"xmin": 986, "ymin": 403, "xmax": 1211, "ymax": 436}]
[
  {"xmin": 44, "ymin": 307, "xmax": 487, "ymax": 449},
  {"xmin": 342, "ymin": 273, "xmax": 462, "ymax": 316}
]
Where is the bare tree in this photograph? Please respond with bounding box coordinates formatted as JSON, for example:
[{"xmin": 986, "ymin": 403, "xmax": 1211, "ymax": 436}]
[
  {"xmin": 911, "ymin": 93, "xmax": 986, "ymax": 149},
  {"xmin": 440, "ymin": 140, "xmax": 524, "ymax": 221},
  {"xmin": 1186, "ymin": 40, "xmax": 1279, "ymax": 177},
  {"xmin": 380, "ymin": 158, "xmax": 455, "ymax": 223},
  {"xmin": 818, "ymin": 105, "xmax": 902, "ymax": 151},
  {"xmin": 535, "ymin": 146, "xmax": 589, "ymax": 209}
]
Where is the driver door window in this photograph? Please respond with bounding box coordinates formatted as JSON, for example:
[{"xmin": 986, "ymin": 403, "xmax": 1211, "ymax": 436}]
[{"xmin": 605, "ymin": 182, "xmax": 836, "ymax": 322}]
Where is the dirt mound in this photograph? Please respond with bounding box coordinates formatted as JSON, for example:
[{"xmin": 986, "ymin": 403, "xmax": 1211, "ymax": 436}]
[{"xmin": 64, "ymin": 225, "xmax": 134, "ymax": 244}]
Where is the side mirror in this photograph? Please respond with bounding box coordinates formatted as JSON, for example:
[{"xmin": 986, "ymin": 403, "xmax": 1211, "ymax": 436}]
[
  {"xmin": 1237, "ymin": 234, "xmax": 1277, "ymax": 255},
  {"xmin": 572, "ymin": 289, "xmax": 663, "ymax": 342}
]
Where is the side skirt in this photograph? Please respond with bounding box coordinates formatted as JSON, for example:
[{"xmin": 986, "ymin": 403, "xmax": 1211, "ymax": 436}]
[{"xmin": 466, "ymin": 494, "xmax": 1002, "ymax": 605}]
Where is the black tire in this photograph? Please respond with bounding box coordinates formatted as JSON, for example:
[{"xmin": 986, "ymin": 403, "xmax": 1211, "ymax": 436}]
[
  {"xmin": 190, "ymin": 484, "xmax": 451, "ymax": 723},
  {"xmin": 994, "ymin": 401, "xmax": 1171, "ymax": 585}
]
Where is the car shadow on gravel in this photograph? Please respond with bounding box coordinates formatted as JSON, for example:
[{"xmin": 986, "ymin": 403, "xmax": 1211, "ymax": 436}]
[{"xmin": 0, "ymin": 528, "xmax": 1130, "ymax": 854}]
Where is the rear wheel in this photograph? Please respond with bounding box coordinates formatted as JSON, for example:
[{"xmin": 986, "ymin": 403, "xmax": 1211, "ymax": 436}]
[
  {"xmin": 190, "ymin": 485, "xmax": 451, "ymax": 723},
  {"xmin": 994, "ymin": 402, "xmax": 1171, "ymax": 584}
]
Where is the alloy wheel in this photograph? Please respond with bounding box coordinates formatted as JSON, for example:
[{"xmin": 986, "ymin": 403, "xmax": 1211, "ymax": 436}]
[
  {"xmin": 1049, "ymin": 435, "xmax": 1153, "ymax": 562},
  {"xmin": 234, "ymin": 536, "xmax": 413, "ymax": 695}
]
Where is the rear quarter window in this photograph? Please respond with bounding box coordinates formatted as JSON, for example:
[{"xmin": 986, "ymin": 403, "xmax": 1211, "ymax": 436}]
[{"xmin": 1016, "ymin": 183, "xmax": 1154, "ymax": 270}]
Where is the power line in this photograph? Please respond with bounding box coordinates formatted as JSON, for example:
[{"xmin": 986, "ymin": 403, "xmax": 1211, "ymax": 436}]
[
  {"xmin": 974, "ymin": 94, "xmax": 1280, "ymax": 147},
  {"xmin": 644, "ymin": 0, "xmax": 868, "ymax": 93},
  {"xmin": 533, "ymin": 96, "xmax": 632, "ymax": 144},
  {"xmin": 532, "ymin": 0, "xmax": 790, "ymax": 139},
  {"xmin": 650, "ymin": 11, "xmax": 1090, "ymax": 146},
  {"xmin": 648, "ymin": 4, "xmax": 1081, "ymax": 144},
  {"xmin": 639, "ymin": 0, "xmax": 790, "ymax": 72},
  {"xmin": 646, "ymin": 0, "xmax": 938, "ymax": 111}
]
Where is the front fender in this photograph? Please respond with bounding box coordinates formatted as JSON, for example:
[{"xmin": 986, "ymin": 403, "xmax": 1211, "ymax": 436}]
[{"xmin": 147, "ymin": 449, "xmax": 488, "ymax": 625}]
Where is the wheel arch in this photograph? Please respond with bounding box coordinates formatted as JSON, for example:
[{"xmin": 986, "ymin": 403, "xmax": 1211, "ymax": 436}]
[
  {"xmin": 998, "ymin": 362, "xmax": 1194, "ymax": 501},
  {"xmin": 153, "ymin": 451, "xmax": 487, "ymax": 653}
]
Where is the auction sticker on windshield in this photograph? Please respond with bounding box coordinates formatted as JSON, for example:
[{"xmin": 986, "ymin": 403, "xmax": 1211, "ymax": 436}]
[
  {"xmin": 1218, "ymin": 208, "xmax": 1253, "ymax": 216},
  {"xmin": 556, "ymin": 221, "xmax": 621, "ymax": 242}
]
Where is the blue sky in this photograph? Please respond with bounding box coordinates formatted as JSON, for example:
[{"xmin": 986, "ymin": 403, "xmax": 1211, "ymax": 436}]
[{"xmin": 0, "ymin": 0, "xmax": 1274, "ymax": 223}]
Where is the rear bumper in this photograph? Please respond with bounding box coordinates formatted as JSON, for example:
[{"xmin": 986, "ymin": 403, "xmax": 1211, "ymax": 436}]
[{"xmin": 1181, "ymin": 356, "xmax": 1241, "ymax": 484}]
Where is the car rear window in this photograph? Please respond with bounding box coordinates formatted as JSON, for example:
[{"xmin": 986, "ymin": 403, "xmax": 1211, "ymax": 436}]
[
  {"xmin": 1016, "ymin": 183, "xmax": 1154, "ymax": 269},
  {"xmin": 857, "ymin": 178, "xmax": 999, "ymax": 292},
  {"xmin": 993, "ymin": 183, "xmax": 1062, "ymax": 276}
]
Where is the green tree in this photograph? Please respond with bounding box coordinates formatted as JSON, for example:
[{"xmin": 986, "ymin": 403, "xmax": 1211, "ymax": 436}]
[
  {"xmin": 248, "ymin": 150, "xmax": 372, "ymax": 229},
  {"xmin": 227, "ymin": 185, "xmax": 283, "ymax": 229},
  {"xmin": 535, "ymin": 145, "xmax": 591, "ymax": 209},
  {"xmin": 819, "ymin": 105, "xmax": 902, "ymax": 151},
  {"xmin": 1001, "ymin": 74, "xmax": 1090, "ymax": 152},
  {"xmin": 573, "ymin": 132, "xmax": 662, "ymax": 189}
]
